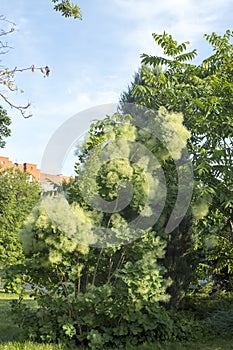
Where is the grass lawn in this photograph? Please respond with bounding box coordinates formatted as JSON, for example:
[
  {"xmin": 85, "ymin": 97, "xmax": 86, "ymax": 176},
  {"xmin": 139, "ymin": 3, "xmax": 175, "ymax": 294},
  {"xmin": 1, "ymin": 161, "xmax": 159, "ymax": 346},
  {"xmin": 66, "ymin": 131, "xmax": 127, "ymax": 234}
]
[
  {"xmin": 0, "ymin": 291, "xmax": 232, "ymax": 350},
  {"xmin": 0, "ymin": 343, "xmax": 64, "ymax": 350},
  {"xmin": 0, "ymin": 291, "xmax": 23, "ymax": 343},
  {"xmin": 0, "ymin": 339, "xmax": 233, "ymax": 350}
]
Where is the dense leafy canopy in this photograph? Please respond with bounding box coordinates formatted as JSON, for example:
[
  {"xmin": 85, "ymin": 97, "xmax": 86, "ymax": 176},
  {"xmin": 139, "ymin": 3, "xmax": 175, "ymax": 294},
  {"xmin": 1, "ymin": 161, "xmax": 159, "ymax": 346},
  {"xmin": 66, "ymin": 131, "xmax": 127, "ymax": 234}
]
[{"xmin": 120, "ymin": 30, "xmax": 233, "ymax": 286}]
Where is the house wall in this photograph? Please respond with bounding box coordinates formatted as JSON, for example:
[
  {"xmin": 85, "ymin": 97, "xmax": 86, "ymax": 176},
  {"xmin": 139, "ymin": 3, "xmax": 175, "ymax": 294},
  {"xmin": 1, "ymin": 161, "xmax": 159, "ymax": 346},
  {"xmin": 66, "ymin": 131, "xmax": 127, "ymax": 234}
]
[{"xmin": 0, "ymin": 155, "xmax": 70, "ymax": 184}]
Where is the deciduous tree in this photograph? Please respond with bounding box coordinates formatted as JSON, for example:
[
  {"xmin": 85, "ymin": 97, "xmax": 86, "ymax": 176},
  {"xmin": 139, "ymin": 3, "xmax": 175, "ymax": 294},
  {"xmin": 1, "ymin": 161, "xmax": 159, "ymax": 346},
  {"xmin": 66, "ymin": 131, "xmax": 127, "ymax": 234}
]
[{"xmin": 120, "ymin": 30, "xmax": 233, "ymax": 289}]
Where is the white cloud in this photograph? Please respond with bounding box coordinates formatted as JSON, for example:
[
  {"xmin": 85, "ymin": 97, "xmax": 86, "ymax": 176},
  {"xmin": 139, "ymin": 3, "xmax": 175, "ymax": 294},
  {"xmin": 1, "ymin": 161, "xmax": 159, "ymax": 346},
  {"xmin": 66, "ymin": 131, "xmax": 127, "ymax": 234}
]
[
  {"xmin": 112, "ymin": 0, "xmax": 231, "ymax": 22},
  {"xmin": 110, "ymin": 0, "xmax": 232, "ymax": 50},
  {"xmin": 111, "ymin": 0, "xmax": 195, "ymax": 20}
]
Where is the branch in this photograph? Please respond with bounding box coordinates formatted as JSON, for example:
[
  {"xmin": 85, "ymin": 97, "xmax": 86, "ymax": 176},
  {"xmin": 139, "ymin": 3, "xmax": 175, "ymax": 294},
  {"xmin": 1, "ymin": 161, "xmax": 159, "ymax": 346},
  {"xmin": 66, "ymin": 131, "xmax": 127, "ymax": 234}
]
[
  {"xmin": 0, "ymin": 26, "xmax": 15, "ymax": 37},
  {"xmin": 0, "ymin": 16, "xmax": 16, "ymax": 37},
  {"xmin": 0, "ymin": 17, "xmax": 16, "ymax": 55},
  {"xmin": 0, "ymin": 64, "xmax": 50, "ymax": 80},
  {"xmin": 0, "ymin": 91, "xmax": 31, "ymax": 118},
  {"xmin": 0, "ymin": 65, "xmax": 50, "ymax": 118},
  {"xmin": 0, "ymin": 17, "xmax": 51, "ymax": 118},
  {"xmin": 91, "ymin": 248, "xmax": 103, "ymax": 288}
]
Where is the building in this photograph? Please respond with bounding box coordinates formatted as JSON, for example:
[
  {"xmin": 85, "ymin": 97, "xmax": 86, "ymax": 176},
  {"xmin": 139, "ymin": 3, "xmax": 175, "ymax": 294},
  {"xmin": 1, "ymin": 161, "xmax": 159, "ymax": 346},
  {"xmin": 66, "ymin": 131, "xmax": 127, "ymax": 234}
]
[{"xmin": 0, "ymin": 155, "xmax": 71, "ymax": 186}]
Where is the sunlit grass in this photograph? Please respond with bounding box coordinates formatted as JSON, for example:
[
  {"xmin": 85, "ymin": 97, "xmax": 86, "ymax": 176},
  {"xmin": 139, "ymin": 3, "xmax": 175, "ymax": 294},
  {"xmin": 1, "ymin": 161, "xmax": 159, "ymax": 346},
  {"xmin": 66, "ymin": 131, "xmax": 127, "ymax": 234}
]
[
  {"xmin": 0, "ymin": 343, "xmax": 65, "ymax": 350},
  {"xmin": 0, "ymin": 290, "xmax": 32, "ymax": 300},
  {"xmin": 1, "ymin": 339, "xmax": 233, "ymax": 350}
]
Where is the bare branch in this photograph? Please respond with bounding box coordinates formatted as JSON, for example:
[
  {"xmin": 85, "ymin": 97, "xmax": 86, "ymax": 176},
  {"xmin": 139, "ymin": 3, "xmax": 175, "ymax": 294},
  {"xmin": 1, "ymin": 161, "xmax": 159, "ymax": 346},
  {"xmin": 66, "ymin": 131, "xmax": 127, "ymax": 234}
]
[
  {"xmin": 0, "ymin": 91, "xmax": 32, "ymax": 118},
  {"xmin": 0, "ymin": 17, "xmax": 16, "ymax": 66},
  {"xmin": 0, "ymin": 16, "xmax": 16, "ymax": 54},
  {"xmin": 1, "ymin": 64, "xmax": 50, "ymax": 80},
  {"xmin": 0, "ymin": 16, "xmax": 50, "ymax": 118},
  {"xmin": 0, "ymin": 64, "xmax": 50, "ymax": 118},
  {"xmin": 0, "ymin": 26, "xmax": 15, "ymax": 37},
  {"xmin": 0, "ymin": 15, "xmax": 16, "ymax": 30}
]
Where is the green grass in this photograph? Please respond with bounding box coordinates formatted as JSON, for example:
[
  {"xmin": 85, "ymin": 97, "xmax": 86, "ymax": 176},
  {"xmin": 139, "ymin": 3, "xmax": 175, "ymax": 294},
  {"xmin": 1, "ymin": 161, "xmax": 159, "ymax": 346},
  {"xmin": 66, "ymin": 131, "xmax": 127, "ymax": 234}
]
[
  {"xmin": 0, "ymin": 339, "xmax": 233, "ymax": 350},
  {"xmin": 0, "ymin": 291, "xmax": 22, "ymax": 342},
  {"xmin": 126, "ymin": 339, "xmax": 233, "ymax": 350},
  {"xmin": 0, "ymin": 291, "xmax": 233, "ymax": 350},
  {"xmin": 0, "ymin": 290, "xmax": 35, "ymax": 343},
  {"xmin": 0, "ymin": 290, "xmax": 57, "ymax": 350}
]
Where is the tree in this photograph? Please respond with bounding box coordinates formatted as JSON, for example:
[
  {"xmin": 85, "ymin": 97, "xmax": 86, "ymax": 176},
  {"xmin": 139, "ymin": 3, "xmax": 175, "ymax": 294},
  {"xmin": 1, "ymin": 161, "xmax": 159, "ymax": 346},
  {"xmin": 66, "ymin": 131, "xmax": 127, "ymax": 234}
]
[
  {"xmin": 0, "ymin": 168, "xmax": 40, "ymax": 276},
  {"xmin": 12, "ymin": 107, "xmax": 192, "ymax": 346},
  {"xmin": 120, "ymin": 30, "xmax": 233, "ymax": 289}
]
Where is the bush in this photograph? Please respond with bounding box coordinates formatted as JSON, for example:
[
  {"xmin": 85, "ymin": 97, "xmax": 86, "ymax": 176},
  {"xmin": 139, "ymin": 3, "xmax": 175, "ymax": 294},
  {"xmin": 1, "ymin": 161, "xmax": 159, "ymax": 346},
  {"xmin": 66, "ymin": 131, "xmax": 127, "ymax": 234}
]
[
  {"xmin": 11, "ymin": 286, "xmax": 174, "ymax": 349},
  {"xmin": 9, "ymin": 201, "xmax": 176, "ymax": 349},
  {"xmin": 169, "ymin": 310, "xmax": 205, "ymax": 341}
]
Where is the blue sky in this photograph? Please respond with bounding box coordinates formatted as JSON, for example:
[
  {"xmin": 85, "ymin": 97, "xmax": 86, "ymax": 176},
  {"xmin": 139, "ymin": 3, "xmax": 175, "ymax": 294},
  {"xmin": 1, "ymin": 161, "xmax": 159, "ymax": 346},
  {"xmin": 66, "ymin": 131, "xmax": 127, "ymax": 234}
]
[{"xmin": 0, "ymin": 0, "xmax": 232, "ymax": 175}]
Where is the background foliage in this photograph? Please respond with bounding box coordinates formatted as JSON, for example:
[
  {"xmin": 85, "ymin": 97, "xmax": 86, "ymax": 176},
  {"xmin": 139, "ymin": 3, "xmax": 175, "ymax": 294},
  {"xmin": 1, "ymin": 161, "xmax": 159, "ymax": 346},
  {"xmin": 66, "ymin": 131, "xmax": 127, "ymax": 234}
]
[{"xmin": 0, "ymin": 168, "xmax": 40, "ymax": 287}]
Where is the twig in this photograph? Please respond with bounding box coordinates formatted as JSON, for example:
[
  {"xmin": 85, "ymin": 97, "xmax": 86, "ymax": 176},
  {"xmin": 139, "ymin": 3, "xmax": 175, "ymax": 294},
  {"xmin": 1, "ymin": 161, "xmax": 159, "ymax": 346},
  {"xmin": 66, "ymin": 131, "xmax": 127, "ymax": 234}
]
[
  {"xmin": 0, "ymin": 65, "xmax": 50, "ymax": 118},
  {"xmin": 0, "ymin": 92, "xmax": 31, "ymax": 118}
]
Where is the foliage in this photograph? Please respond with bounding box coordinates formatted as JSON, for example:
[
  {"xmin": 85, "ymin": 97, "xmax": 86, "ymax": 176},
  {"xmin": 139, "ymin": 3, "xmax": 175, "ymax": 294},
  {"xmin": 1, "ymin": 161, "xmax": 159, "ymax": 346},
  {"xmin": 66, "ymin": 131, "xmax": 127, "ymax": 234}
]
[
  {"xmin": 10, "ymin": 106, "xmax": 195, "ymax": 347},
  {"xmin": 7, "ymin": 27, "xmax": 233, "ymax": 347},
  {"xmin": 205, "ymin": 236, "xmax": 233, "ymax": 291},
  {"xmin": 0, "ymin": 168, "xmax": 40, "ymax": 283},
  {"xmin": 52, "ymin": 0, "xmax": 82, "ymax": 19},
  {"xmin": 14, "ymin": 201, "xmax": 172, "ymax": 347},
  {"xmin": 74, "ymin": 107, "xmax": 196, "ymax": 308},
  {"xmin": 120, "ymin": 29, "xmax": 233, "ymax": 288},
  {"xmin": 120, "ymin": 93, "xmax": 198, "ymax": 308},
  {"xmin": 0, "ymin": 104, "xmax": 10, "ymax": 148},
  {"xmin": 2, "ymin": 290, "xmax": 233, "ymax": 349}
]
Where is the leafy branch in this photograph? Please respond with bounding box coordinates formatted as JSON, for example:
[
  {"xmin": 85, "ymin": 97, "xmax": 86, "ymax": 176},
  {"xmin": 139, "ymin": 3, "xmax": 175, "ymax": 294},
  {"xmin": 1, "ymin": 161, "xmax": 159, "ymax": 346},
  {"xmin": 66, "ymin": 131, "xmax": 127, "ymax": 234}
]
[{"xmin": 52, "ymin": 0, "xmax": 82, "ymax": 19}]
